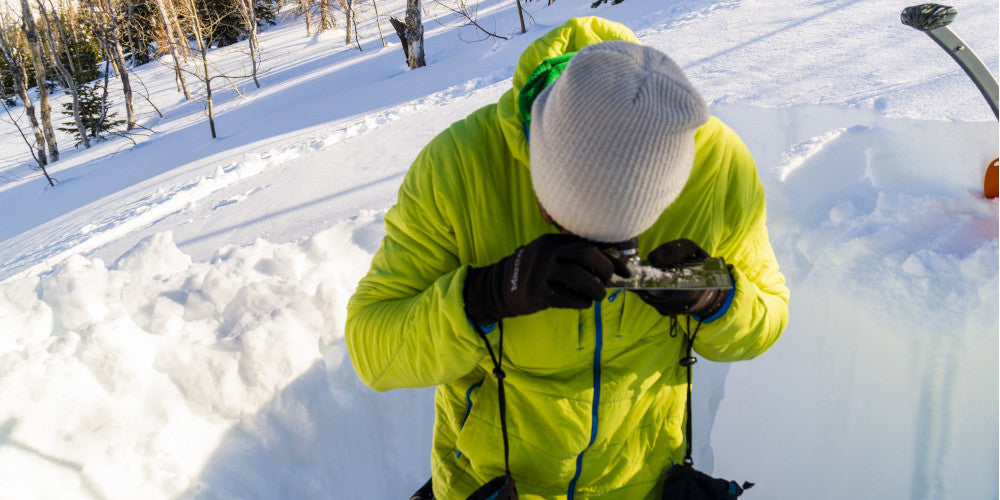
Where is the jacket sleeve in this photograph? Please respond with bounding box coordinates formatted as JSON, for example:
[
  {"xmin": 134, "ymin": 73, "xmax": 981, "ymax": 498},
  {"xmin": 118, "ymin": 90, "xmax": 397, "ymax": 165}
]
[
  {"xmin": 346, "ymin": 130, "xmax": 486, "ymax": 392},
  {"xmin": 694, "ymin": 123, "xmax": 790, "ymax": 362}
]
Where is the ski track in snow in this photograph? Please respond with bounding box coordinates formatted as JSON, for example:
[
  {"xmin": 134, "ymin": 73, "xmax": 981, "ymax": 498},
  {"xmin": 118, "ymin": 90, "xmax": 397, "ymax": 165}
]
[
  {"xmin": 631, "ymin": 0, "xmax": 743, "ymax": 35},
  {"xmin": 775, "ymin": 127, "xmax": 849, "ymax": 181}
]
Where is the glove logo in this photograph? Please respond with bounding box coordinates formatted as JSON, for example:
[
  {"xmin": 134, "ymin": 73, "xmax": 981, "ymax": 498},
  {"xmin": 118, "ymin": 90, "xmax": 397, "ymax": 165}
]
[{"xmin": 510, "ymin": 248, "xmax": 524, "ymax": 292}]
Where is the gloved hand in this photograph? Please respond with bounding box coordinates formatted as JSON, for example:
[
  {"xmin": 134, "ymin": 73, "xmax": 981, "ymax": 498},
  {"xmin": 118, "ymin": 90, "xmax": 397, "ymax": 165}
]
[
  {"xmin": 632, "ymin": 239, "xmax": 731, "ymax": 318},
  {"xmin": 464, "ymin": 233, "xmax": 632, "ymax": 326}
]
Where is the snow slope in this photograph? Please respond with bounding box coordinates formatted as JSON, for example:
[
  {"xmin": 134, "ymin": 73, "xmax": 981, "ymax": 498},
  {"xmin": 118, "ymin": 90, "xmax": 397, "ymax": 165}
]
[{"xmin": 0, "ymin": 0, "xmax": 997, "ymax": 498}]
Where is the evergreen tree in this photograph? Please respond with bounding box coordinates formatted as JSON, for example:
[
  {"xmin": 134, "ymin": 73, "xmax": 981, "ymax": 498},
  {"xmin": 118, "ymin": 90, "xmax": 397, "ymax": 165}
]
[
  {"xmin": 57, "ymin": 81, "xmax": 124, "ymax": 145},
  {"xmin": 199, "ymin": 0, "xmax": 277, "ymax": 48}
]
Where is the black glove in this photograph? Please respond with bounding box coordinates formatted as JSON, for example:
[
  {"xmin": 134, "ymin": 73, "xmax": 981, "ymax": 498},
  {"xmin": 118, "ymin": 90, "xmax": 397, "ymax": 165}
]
[
  {"xmin": 464, "ymin": 233, "xmax": 632, "ymax": 325},
  {"xmin": 632, "ymin": 239, "xmax": 731, "ymax": 318}
]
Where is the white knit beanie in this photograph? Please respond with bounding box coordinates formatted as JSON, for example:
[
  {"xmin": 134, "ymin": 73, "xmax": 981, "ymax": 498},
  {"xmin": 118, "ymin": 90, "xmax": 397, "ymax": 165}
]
[{"xmin": 530, "ymin": 40, "xmax": 709, "ymax": 242}]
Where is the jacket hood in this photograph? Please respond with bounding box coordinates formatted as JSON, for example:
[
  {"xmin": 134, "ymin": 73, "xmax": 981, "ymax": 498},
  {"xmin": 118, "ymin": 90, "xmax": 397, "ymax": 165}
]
[{"xmin": 496, "ymin": 17, "xmax": 639, "ymax": 167}]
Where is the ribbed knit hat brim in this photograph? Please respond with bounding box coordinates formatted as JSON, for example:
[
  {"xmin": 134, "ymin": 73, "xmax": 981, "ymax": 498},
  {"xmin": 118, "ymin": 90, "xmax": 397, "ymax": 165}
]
[{"xmin": 530, "ymin": 41, "xmax": 709, "ymax": 242}]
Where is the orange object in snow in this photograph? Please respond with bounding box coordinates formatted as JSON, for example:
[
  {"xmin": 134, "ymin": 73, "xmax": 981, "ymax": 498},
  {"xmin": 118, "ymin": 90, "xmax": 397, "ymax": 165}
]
[{"xmin": 986, "ymin": 158, "xmax": 999, "ymax": 199}]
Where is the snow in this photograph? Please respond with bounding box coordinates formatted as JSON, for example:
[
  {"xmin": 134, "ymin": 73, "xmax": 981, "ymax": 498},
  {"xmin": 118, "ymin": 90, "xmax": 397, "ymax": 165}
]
[{"xmin": 0, "ymin": 0, "xmax": 997, "ymax": 498}]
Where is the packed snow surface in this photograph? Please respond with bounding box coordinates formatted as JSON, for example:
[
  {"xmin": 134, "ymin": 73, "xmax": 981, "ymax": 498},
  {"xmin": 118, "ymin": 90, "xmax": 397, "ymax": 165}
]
[{"xmin": 0, "ymin": 0, "xmax": 996, "ymax": 499}]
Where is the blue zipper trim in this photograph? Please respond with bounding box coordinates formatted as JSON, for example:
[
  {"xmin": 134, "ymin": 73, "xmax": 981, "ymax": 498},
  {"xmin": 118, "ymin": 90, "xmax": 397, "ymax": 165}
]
[
  {"xmin": 461, "ymin": 381, "xmax": 483, "ymax": 428},
  {"xmin": 567, "ymin": 302, "xmax": 604, "ymax": 499},
  {"xmin": 466, "ymin": 314, "xmax": 497, "ymax": 333},
  {"xmin": 456, "ymin": 381, "xmax": 484, "ymax": 458},
  {"xmin": 692, "ymin": 272, "xmax": 736, "ymax": 324}
]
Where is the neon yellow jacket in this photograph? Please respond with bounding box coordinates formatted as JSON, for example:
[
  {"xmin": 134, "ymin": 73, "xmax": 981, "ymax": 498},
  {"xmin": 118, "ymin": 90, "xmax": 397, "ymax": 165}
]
[{"xmin": 346, "ymin": 17, "xmax": 789, "ymax": 500}]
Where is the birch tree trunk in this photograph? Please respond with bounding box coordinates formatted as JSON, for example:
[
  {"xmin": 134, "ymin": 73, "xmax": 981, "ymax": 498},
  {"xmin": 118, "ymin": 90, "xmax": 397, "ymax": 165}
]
[
  {"xmin": 515, "ymin": 0, "xmax": 525, "ymax": 34},
  {"xmin": 319, "ymin": 0, "xmax": 334, "ymax": 32},
  {"xmin": 171, "ymin": 3, "xmax": 190, "ymax": 61},
  {"xmin": 300, "ymin": 0, "xmax": 312, "ymax": 35},
  {"xmin": 154, "ymin": 0, "xmax": 190, "ymax": 98},
  {"xmin": 242, "ymin": 0, "xmax": 260, "ymax": 88},
  {"xmin": 186, "ymin": 0, "xmax": 216, "ymax": 138},
  {"xmin": 97, "ymin": 60, "xmax": 111, "ymax": 137},
  {"xmin": 0, "ymin": 26, "xmax": 48, "ymax": 167},
  {"xmin": 404, "ymin": 0, "xmax": 424, "ymax": 69},
  {"xmin": 343, "ymin": 0, "xmax": 353, "ymax": 44},
  {"xmin": 49, "ymin": 0, "xmax": 81, "ymax": 79},
  {"xmin": 21, "ymin": 0, "xmax": 59, "ymax": 162},
  {"xmin": 37, "ymin": 0, "xmax": 90, "ymax": 148},
  {"xmin": 122, "ymin": 0, "xmax": 138, "ymax": 65},
  {"xmin": 97, "ymin": 0, "xmax": 135, "ymax": 130},
  {"xmin": 372, "ymin": 0, "xmax": 385, "ymax": 47}
]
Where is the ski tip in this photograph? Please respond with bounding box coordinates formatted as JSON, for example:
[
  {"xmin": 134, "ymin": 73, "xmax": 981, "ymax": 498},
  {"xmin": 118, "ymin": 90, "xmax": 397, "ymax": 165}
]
[{"xmin": 901, "ymin": 4, "xmax": 957, "ymax": 31}]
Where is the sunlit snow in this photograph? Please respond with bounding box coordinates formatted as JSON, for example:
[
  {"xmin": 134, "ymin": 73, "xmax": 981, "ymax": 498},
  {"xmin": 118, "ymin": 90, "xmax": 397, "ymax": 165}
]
[{"xmin": 0, "ymin": 0, "xmax": 996, "ymax": 498}]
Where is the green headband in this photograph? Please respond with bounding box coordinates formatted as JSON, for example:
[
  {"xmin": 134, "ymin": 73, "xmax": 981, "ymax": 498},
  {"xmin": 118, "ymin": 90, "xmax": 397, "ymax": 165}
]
[{"xmin": 517, "ymin": 52, "xmax": 577, "ymax": 138}]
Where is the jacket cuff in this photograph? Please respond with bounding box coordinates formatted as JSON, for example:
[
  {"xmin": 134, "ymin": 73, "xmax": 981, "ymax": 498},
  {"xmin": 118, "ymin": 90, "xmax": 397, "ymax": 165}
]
[
  {"xmin": 465, "ymin": 315, "xmax": 497, "ymax": 334},
  {"xmin": 693, "ymin": 272, "xmax": 736, "ymax": 323}
]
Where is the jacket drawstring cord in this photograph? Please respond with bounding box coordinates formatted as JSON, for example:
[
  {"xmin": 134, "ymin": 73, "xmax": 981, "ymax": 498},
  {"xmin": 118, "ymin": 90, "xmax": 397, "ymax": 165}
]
[
  {"xmin": 474, "ymin": 321, "xmax": 516, "ymax": 487},
  {"xmin": 669, "ymin": 315, "xmax": 703, "ymax": 466}
]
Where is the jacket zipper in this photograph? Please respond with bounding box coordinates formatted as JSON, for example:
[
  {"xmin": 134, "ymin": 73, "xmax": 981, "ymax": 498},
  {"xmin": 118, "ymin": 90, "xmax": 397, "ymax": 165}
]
[
  {"xmin": 567, "ymin": 300, "xmax": 604, "ymax": 499},
  {"xmin": 456, "ymin": 380, "xmax": 483, "ymax": 458}
]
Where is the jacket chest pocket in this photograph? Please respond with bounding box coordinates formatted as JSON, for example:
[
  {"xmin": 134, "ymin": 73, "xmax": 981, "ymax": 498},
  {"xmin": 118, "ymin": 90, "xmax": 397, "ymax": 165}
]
[
  {"xmin": 500, "ymin": 309, "xmax": 593, "ymax": 375},
  {"xmin": 498, "ymin": 294, "xmax": 652, "ymax": 374}
]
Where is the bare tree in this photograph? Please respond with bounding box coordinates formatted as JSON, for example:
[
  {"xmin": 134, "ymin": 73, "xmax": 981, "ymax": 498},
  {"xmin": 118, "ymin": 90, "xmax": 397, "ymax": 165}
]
[
  {"xmin": 515, "ymin": 0, "xmax": 525, "ymax": 34},
  {"xmin": 44, "ymin": 0, "xmax": 85, "ymax": 82},
  {"xmin": 153, "ymin": 0, "xmax": 190, "ymax": 98},
  {"xmin": 162, "ymin": 0, "xmax": 263, "ymax": 139},
  {"xmin": 102, "ymin": 0, "xmax": 134, "ymax": 129},
  {"xmin": 84, "ymin": 0, "xmax": 136, "ymax": 130},
  {"xmin": 0, "ymin": 19, "xmax": 48, "ymax": 168},
  {"xmin": 121, "ymin": 0, "xmax": 138, "ymax": 65},
  {"xmin": 236, "ymin": 0, "xmax": 260, "ymax": 88},
  {"xmin": 0, "ymin": 99, "xmax": 56, "ymax": 186},
  {"xmin": 183, "ymin": 0, "xmax": 217, "ymax": 137},
  {"xmin": 96, "ymin": 59, "xmax": 115, "ymax": 135},
  {"xmin": 169, "ymin": 0, "xmax": 189, "ymax": 61},
  {"xmin": 20, "ymin": 0, "xmax": 59, "ymax": 161},
  {"xmin": 433, "ymin": 0, "xmax": 507, "ymax": 41},
  {"xmin": 36, "ymin": 0, "xmax": 90, "ymax": 148},
  {"xmin": 343, "ymin": 0, "xmax": 354, "ymax": 44},
  {"xmin": 318, "ymin": 0, "xmax": 335, "ymax": 32},
  {"xmin": 299, "ymin": 0, "xmax": 312, "ymax": 35},
  {"xmin": 371, "ymin": 0, "xmax": 385, "ymax": 47},
  {"xmin": 2, "ymin": 97, "xmax": 55, "ymax": 184}
]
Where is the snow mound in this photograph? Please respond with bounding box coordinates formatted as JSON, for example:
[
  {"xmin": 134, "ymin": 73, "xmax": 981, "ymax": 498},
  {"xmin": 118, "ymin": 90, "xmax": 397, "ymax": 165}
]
[{"xmin": 0, "ymin": 218, "xmax": 430, "ymax": 499}]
